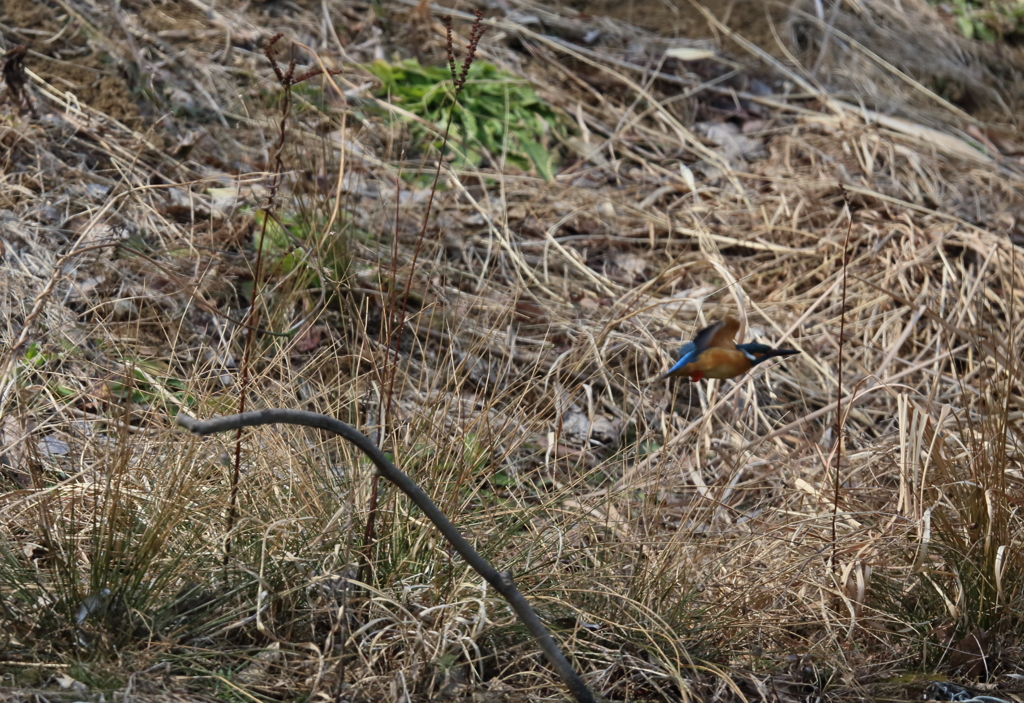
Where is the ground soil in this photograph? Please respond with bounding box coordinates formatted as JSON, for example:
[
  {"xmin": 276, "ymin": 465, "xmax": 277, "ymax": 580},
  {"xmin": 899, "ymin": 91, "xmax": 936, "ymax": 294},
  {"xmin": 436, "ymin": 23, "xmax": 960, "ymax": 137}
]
[
  {"xmin": 558, "ymin": 0, "xmax": 788, "ymax": 53},
  {"xmin": 1, "ymin": 0, "xmax": 139, "ymax": 124}
]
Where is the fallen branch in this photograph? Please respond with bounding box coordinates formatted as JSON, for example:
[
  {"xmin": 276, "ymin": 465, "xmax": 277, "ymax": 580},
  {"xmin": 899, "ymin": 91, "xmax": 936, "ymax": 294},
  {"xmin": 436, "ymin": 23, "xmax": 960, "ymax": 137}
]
[{"xmin": 176, "ymin": 409, "xmax": 596, "ymax": 703}]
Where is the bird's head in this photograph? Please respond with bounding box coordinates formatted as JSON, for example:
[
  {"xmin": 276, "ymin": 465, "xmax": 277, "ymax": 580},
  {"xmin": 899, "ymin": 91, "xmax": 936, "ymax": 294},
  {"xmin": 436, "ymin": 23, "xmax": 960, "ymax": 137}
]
[{"xmin": 737, "ymin": 343, "xmax": 799, "ymax": 366}]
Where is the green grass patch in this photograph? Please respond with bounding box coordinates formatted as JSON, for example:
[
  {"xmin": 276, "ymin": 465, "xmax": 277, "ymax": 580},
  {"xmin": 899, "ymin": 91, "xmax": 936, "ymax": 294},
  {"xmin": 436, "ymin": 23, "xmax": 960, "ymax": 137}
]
[{"xmin": 366, "ymin": 58, "xmax": 569, "ymax": 181}]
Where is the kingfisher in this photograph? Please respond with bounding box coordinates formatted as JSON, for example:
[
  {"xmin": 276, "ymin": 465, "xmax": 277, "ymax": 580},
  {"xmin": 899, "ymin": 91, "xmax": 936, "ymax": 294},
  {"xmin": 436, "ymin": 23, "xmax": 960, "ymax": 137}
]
[{"xmin": 661, "ymin": 316, "xmax": 798, "ymax": 382}]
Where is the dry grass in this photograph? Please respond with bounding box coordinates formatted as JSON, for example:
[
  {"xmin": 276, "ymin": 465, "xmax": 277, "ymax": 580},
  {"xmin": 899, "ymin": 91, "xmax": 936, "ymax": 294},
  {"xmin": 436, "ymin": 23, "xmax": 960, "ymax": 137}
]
[{"xmin": 3, "ymin": 0, "xmax": 1024, "ymax": 700}]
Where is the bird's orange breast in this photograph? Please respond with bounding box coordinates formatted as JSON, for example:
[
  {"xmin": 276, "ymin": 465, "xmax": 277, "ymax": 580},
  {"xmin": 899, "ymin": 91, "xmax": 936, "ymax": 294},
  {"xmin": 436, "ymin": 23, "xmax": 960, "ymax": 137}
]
[{"xmin": 680, "ymin": 348, "xmax": 752, "ymax": 380}]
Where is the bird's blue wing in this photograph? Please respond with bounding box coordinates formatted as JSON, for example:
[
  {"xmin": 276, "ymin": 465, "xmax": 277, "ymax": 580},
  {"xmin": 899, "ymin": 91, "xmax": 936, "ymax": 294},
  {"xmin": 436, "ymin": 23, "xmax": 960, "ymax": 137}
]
[{"xmin": 665, "ymin": 341, "xmax": 698, "ymax": 376}]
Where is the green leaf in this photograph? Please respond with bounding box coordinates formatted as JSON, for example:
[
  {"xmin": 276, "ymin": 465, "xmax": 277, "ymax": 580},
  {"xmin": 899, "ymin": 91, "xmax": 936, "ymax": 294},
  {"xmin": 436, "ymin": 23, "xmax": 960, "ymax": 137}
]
[
  {"xmin": 638, "ymin": 441, "xmax": 661, "ymax": 457},
  {"xmin": 519, "ymin": 137, "xmax": 555, "ymax": 181},
  {"xmin": 252, "ymin": 211, "xmax": 291, "ymax": 253},
  {"xmin": 365, "ymin": 60, "xmax": 393, "ymax": 88},
  {"xmin": 274, "ymin": 248, "xmax": 305, "ymax": 274},
  {"xmin": 482, "ymin": 119, "xmax": 504, "ymax": 152},
  {"xmin": 975, "ymin": 21, "xmax": 997, "ymax": 42},
  {"xmin": 491, "ymin": 471, "xmax": 513, "ymax": 487},
  {"xmin": 957, "ymin": 15, "xmax": 975, "ymax": 38},
  {"xmin": 460, "ymin": 109, "xmax": 479, "ymax": 150},
  {"xmin": 436, "ymin": 653, "xmax": 459, "ymax": 670}
]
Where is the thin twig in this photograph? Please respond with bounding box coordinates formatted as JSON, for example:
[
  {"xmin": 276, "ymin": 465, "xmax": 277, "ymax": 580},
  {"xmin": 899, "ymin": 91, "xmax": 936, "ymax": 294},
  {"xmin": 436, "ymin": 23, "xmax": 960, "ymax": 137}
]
[
  {"xmin": 363, "ymin": 9, "xmax": 489, "ymax": 580},
  {"xmin": 226, "ymin": 34, "xmax": 342, "ymax": 565},
  {"xmin": 832, "ymin": 185, "xmax": 853, "ymax": 568}
]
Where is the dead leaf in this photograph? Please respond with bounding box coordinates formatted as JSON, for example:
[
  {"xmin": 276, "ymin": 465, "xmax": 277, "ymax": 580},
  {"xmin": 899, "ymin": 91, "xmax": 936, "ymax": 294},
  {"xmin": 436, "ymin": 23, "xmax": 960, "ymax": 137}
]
[
  {"xmin": 514, "ymin": 299, "xmax": 548, "ymax": 325},
  {"xmin": 53, "ymin": 672, "xmax": 87, "ymax": 693},
  {"xmin": 699, "ymin": 122, "xmax": 768, "ymax": 163},
  {"xmin": 611, "ymin": 253, "xmax": 647, "ymax": 282},
  {"xmin": 947, "ymin": 627, "xmax": 996, "ymax": 678},
  {"xmin": 295, "ymin": 325, "xmax": 323, "ymax": 353},
  {"xmin": 0, "ymin": 416, "xmax": 32, "ymax": 487},
  {"xmin": 664, "ymin": 46, "xmax": 717, "ymax": 61}
]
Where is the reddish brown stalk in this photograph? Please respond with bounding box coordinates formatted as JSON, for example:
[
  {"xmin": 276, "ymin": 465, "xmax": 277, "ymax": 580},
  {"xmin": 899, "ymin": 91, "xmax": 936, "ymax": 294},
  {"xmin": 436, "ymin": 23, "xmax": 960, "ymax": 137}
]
[
  {"xmin": 357, "ymin": 170, "xmax": 405, "ymax": 586},
  {"xmin": 360, "ymin": 10, "xmax": 487, "ymax": 582},
  {"xmin": 831, "ymin": 185, "xmax": 853, "ymax": 568},
  {"xmin": 225, "ymin": 35, "xmax": 340, "ymax": 565}
]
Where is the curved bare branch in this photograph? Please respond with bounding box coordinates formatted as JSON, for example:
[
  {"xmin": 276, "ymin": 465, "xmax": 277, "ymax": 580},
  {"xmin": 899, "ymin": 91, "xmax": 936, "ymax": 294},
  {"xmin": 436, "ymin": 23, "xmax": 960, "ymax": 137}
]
[{"xmin": 176, "ymin": 409, "xmax": 596, "ymax": 703}]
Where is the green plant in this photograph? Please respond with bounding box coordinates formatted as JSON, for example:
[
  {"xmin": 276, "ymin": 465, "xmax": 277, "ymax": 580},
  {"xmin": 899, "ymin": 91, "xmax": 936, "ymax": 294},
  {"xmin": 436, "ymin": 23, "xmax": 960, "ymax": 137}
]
[
  {"xmin": 936, "ymin": 0, "xmax": 1024, "ymax": 42},
  {"xmin": 0, "ymin": 417, "xmax": 220, "ymax": 649},
  {"xmin": 366, "ymin": 58, "xmax": 568, "ymax": 181},
  {"xmin": 107, "ymin": 359, "xmax": 197, "ymax": 416},
  {"xmin": 251, "ymin": 209, "xmax": 354, "ymax": 280},
  {"xmin": 919, "ymin": 410, "xmax": 1012, "ymax": 626}
]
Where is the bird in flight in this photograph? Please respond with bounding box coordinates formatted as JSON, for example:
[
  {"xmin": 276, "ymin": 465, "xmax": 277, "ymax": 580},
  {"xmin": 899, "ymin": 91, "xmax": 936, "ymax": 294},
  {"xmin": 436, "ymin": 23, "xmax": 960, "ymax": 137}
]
[{"xmin": 661, "ymin": 317, "xmax": 798, "ymax": 382}]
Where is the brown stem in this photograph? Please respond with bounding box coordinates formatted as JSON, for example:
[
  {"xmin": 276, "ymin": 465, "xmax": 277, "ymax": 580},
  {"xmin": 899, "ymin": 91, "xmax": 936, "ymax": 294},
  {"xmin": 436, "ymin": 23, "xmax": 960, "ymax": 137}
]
[
  {"xmin": 363, "ymin": 12, "xmax": 489, "ymax": 580},
  {"xmin": 225, "ymin": 34, "xmax": 341, "ymax": 566},
  {"xmin": 832, "ymin": 185, "xmax": 853, "ymax": 567}
]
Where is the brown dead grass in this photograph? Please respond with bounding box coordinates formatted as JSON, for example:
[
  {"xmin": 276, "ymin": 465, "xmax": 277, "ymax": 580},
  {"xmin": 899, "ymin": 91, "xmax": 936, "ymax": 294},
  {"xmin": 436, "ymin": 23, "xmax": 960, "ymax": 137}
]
[{"xmin": 2, "ymin": 0, "xmax": 1024, "ymax": 701}]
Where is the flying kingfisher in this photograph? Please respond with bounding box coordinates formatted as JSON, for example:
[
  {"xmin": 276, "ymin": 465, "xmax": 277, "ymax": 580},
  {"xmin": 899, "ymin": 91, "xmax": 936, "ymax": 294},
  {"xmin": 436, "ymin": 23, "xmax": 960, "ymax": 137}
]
[{"xmin": 661, "ymin": 316, "xmax": 798, "ymax": 382}]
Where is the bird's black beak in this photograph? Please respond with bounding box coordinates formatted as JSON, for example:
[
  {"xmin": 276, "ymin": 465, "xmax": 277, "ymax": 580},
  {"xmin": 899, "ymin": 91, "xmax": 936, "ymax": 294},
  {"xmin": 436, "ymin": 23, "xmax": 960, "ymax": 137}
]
[{"xmin": 763, "ymin": 348, "xmax": 799, "ymax": 359}]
